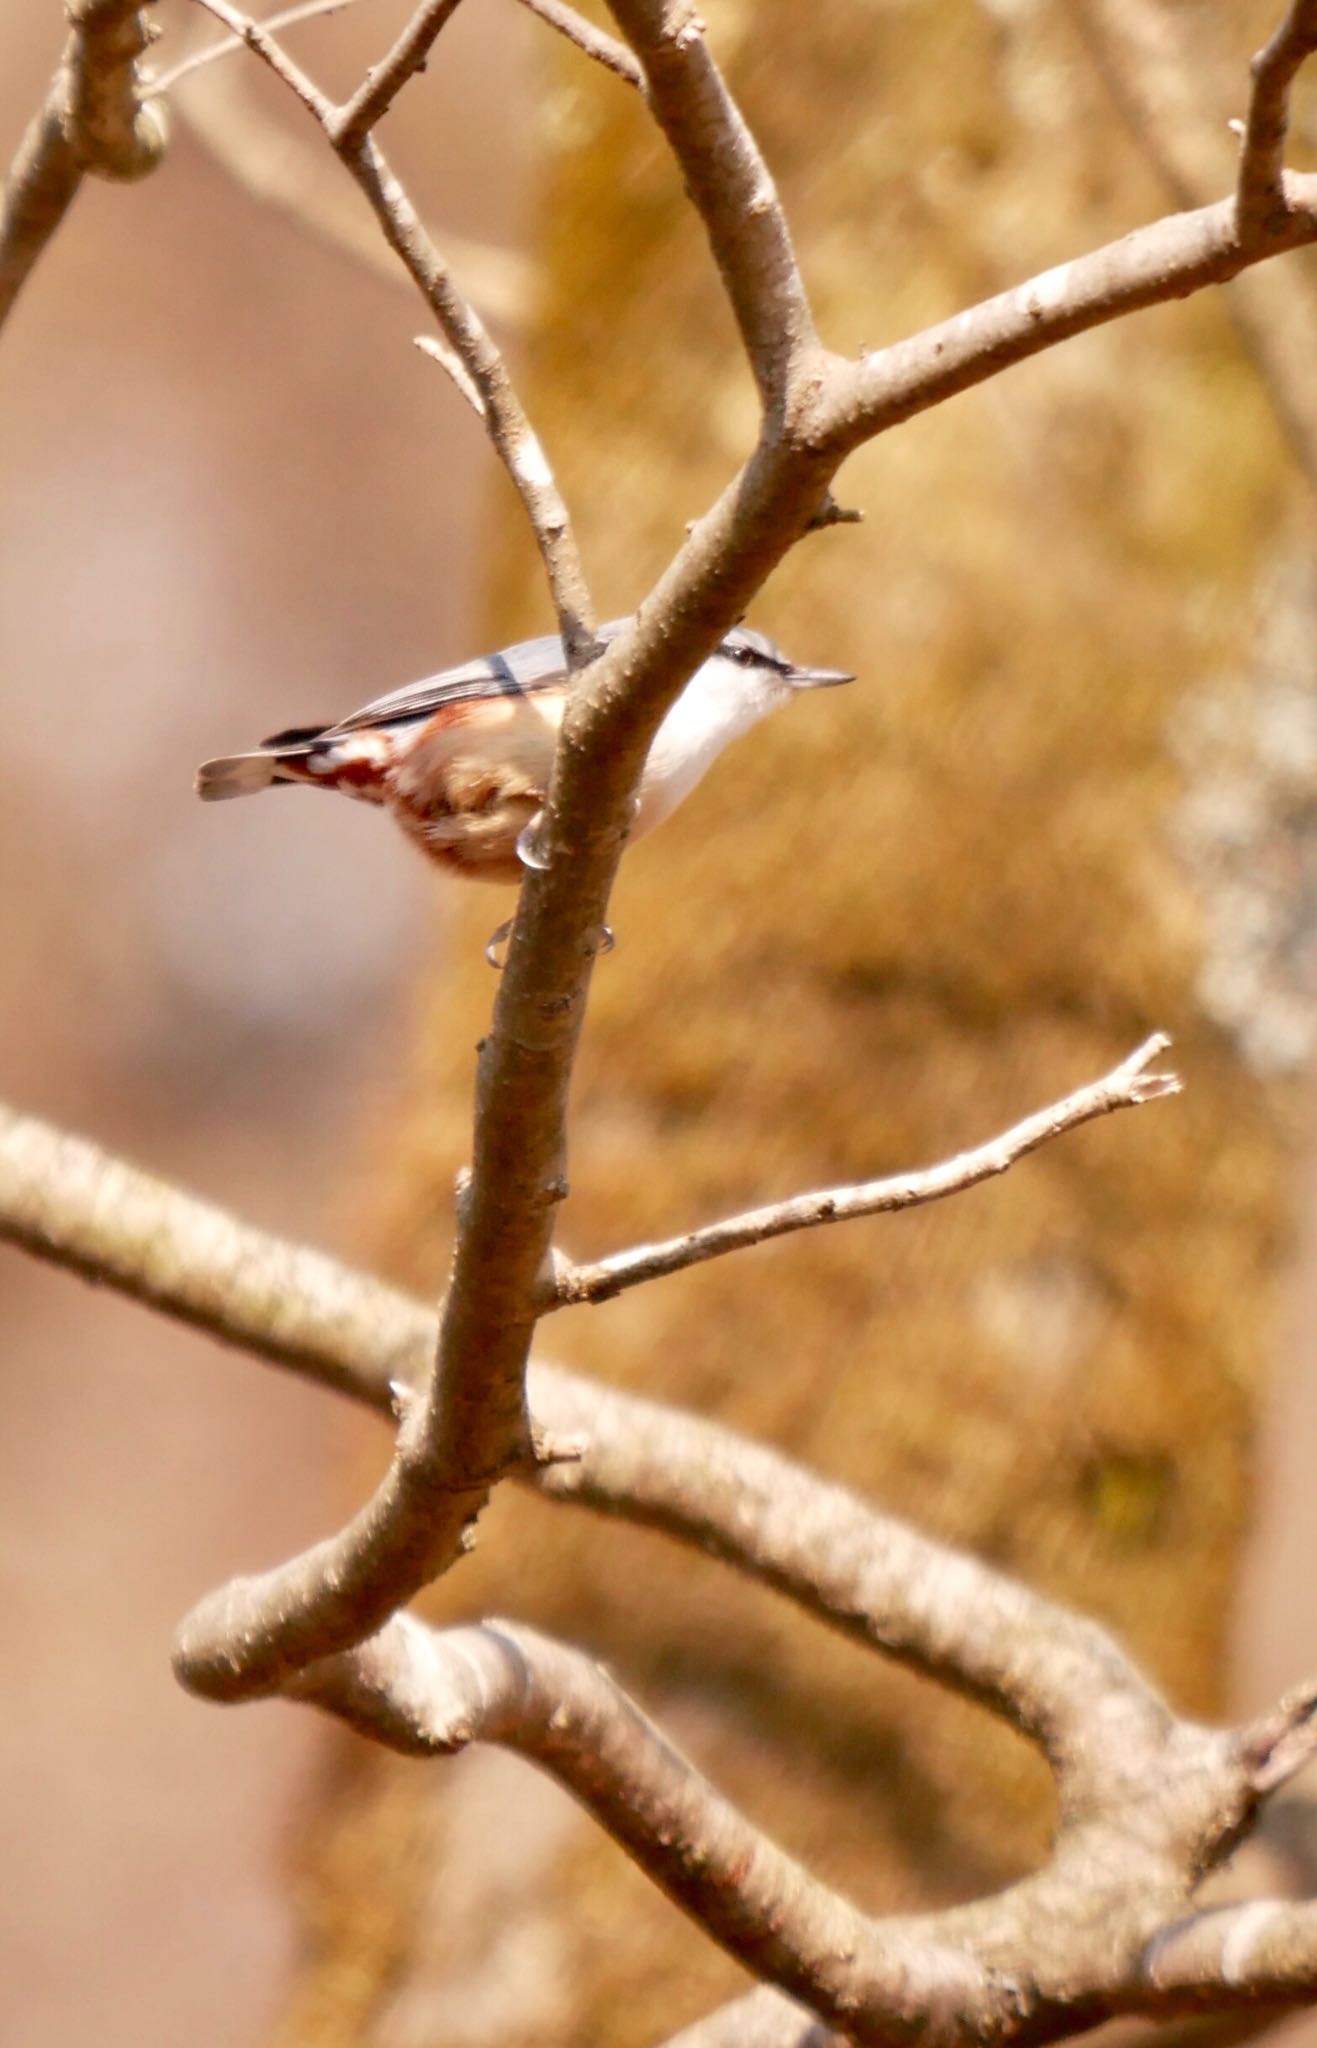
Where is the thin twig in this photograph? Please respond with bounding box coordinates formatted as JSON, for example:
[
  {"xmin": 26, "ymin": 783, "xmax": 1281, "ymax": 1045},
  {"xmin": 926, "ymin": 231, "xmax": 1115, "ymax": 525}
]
[
  {"xmin": 1237, "ymin": 0, "xmax": 1317, "ymax": 241},
  {"xmin": 190, "ymin": 0, "xmax": 594, "ymax": 658},
  {"xmin": 514, "ymin": 0, "xmax": 644, "ymax": 92},
  {"xmin": 345, "ymin": 131, "xmax": 593, "ymax": 649},
  {"xmin": 413, "ymin": 331, "xmax": 486, "ymax": 420},
  {"xmin": 173, "ymin": 59, "xmax": 528, "ymax": 324},
  {"xmin": 147, "ymin": 0, "xmax": 355, "ymax": 95},
  {"xmin": 0, "ymin": 1097, "xmax": 1175, "ymax": 1768},
  {"xmin": 331, "ymin": 0, "xmax": 465, "ymax": 149},
  {"xmin": 552, "ymin": 1036, "xmax": 1178, "ymax": 1307},
  {"xmin": 190, "ymin": 0, "xmax": 335, "ymax": 117}
]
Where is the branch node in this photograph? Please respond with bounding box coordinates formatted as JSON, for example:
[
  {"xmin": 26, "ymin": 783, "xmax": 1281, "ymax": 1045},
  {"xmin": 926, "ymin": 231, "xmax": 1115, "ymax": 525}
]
[
  {"xmin": 530, "ymin": 1421, "xmax": 590, "ymax": 1469},
  {"xmin": 388, "ymin": 1376, "xmax": 418, "ymax": 1423},
  {"xmin": 806, "ymin": 492, "xmax": 864, "ymax": 531}
]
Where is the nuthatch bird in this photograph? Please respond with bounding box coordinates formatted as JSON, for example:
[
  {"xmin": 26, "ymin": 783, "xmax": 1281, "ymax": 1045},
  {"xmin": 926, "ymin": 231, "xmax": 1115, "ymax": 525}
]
[{"xmin": 196, "ymin": 620, "xmax": 854, "ymax": 900}]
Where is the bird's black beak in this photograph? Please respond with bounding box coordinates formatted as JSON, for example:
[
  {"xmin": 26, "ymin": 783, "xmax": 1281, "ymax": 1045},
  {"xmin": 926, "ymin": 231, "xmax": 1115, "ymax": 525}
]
[{"xmin": 785, "ymin": 663, "xmax": 856, "ymax": 690}]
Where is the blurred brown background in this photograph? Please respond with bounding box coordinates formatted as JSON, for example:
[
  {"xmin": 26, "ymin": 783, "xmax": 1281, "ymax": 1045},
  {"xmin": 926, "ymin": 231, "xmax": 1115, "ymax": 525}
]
[
  {"xmin": 5, "ymin": 2, "xmax": 1317, "ymax": 2046},
  {"xmin": 0, "ymin": 3, "xmax": 532, "ymax": 2041}
]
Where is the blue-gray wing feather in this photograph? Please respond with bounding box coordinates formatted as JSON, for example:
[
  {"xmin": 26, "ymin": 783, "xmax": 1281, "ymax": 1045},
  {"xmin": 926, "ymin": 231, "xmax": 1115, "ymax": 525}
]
[{"xmin": 327, "ymin": 622, "xmax": 628, "ymax": 735}]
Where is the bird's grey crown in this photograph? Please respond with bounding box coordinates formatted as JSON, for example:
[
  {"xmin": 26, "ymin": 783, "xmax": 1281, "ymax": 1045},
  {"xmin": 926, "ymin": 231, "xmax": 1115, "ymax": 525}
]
[{"xmin": 327, "ymin": 619, "xmax": 788, "ymax": 736}]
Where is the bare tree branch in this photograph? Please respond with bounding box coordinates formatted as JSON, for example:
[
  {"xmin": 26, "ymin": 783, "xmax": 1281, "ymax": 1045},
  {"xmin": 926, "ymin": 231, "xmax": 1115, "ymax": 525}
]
[
  {"xmin": 532, "ymin": 1372, "xmax": 1167, "ymax": 1789},
  {"xmin": 1066, "ymin": 0, "xmax": 1317, "ymax": 494},
  {"xmin": 190, "ymin": 0, "xmax": 595, "ymax": 660},
  {"xmin": 172, "ymin": 57, "xmax": 528, "ymax": 327},
  {"xmin": 605, "ymin": 0, "xmax": 821, "ymax": 420},
  {"xmin": 14, "ymin": 4, "xmax": 1317, "ymax": 2018},
  {"xmin": 515, "ymin": 0, "xmax": 644, "ymax": 93},
  {"xmin": 0, "ymin": 1102, "xmax": 410, "ymax": 1413},
  {"xmin": 331, "ymin": 0, "xmax": 465, "ymax": 150},
  {"xmin": 0, "ymin": 1095, "xmax": 1175, "ymax": 1770},
  {"xmin": 816, "ymin": 180, "xmax": 1317, "ymax": 453},
  {"xmin": 290, "ymin": 1613, "xmax": 1005, "ymax": 2044},
  {"xmin": 147, "ymin": 0, "xmax": 357, "ymax": 96},
  {"xmin": 551, "ymin": 1035, "xmax": 1178, "ymax": 1309},
  {"xmin": 1237, "ymin": 0, "xmax": 1317, "ymax": 242},
  {"xmin": 8, "ymin": 1100, "xmax": 1317, "ymax": 2028},
  {"xmin": 288, "ymin": 1611, "xmax": 1317, "ymax": 2042},
  {"xmin": 165, "ymin": 0, "xmax": 1317, "ymax": 1724},
  {"xmin": 1, "ymin": 1, "xmax": 166, "ymax": 334}
]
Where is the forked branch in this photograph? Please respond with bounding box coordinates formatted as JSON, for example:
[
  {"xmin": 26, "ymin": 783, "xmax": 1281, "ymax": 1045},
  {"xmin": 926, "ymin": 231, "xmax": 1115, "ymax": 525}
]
[
  {"xmin": 190, "ymin": 0, "xmax": 595, "ymax": 662},
  {"xmin": 1237, "ymin": 0, "xmax": 1317, "ymax": 240},
  {"xmin": 11, "ymin": 0, "xmax": 1317, "ymax": 2034},
  {"xmin": 6, "ymin": 1105, "xmax": 1317, "ymax": 2032},
  {"xmin": 155, "ymin": 0, "xmax": 1317, "ymax": 1729},
  {"xmin": 288, "ymin": 1613, "xmax": 1317, "ymax": 2044}
]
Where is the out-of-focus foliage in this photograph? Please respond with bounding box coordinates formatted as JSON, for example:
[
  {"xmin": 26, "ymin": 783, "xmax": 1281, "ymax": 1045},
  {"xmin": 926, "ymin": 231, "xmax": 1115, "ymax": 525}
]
[{"xmin": 279, "ymin": 2, "xmax": 1317, "ymax": 2043}]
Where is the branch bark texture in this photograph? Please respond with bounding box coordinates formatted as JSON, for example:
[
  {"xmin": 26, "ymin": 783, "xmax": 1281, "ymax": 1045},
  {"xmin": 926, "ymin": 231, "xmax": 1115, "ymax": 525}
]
[
  {"xmin": 0, "ymin": 1, "xmax": 166, "ymax": 333},
  {"xmin": 8, "ymin": 1100, "xmax": 1317, "ymax": 2039}
]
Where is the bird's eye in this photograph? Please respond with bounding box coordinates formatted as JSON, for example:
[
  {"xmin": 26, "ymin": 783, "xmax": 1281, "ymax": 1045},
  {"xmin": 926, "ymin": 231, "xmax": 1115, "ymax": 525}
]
[{"xmin": 728, "ymin": 643, "xmax": 757, "ymax": 666}]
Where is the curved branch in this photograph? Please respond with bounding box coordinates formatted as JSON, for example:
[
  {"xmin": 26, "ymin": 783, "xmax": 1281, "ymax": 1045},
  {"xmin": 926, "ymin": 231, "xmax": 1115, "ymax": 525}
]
[
  {"xmin": 604, "ymin": 0, "xmax": 819, "ymax": 418},
  {"xmin": 551, "ymin": 1036, "xmax": 1178, "ymax": 1308},
  {"xmin": 290, "ymin": 1613, "xmax": 1310, "ymax": 2043},
  {"xmin": 189, "ymin": 0, "xmax": 594, "ymax": 661},
  {"xmin": 289, "ymin": 1613, "xmax": 1005, "ymax": 2045},
  {"xmin": 148, "ymin": 0, "xmax": 357, "ymax": 95},
  {"xmin": 8, "ymin": 1100, "xmax": 1317, "ymax": 2030},
  {"xmin": 1065, "ymin": 0, "xmax": 1317, "ymax": 495},
  {"xmin": 1, "ymin": 1, "xmax": 166, "ymax": 334},
  {"xmin": 1237, "ymin": 1, "xmax": 1317, "ymax": 241},
  {"xmin": 658, "ymin": 1990, "xmax": 839, "ymax": 2048}
]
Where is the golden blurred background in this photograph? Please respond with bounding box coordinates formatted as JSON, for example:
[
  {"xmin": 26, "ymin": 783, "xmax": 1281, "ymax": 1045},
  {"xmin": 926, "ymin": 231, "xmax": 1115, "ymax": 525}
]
[{"xmin": 5, "ymin": 2, "xmax": 1317, "ymax": 2045}]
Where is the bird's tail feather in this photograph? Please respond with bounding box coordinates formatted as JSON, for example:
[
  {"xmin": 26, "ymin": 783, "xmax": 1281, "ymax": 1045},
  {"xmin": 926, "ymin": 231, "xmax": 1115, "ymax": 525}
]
[
  {"xmin": 195, "ymin": 751, "xmax": 281, "ymax": 800},
  {"xmin": 196, "ymin": 747, "xmax": 318, "ymax": 800},
  {"xmin": 195, "ymin": 725, "xmax": 328, "ymax": 802}
]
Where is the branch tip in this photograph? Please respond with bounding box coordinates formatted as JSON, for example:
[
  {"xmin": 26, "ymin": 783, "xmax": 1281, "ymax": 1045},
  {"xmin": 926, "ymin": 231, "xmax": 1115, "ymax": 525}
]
[{"xmin": 1240, "ymin": 1678, "xmax": 1317, "ymax": 1795}]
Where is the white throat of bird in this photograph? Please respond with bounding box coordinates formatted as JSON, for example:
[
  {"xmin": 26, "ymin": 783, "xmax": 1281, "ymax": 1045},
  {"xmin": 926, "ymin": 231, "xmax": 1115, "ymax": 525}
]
[{"xmin": 637, "ymin": 651, "xmax": 795, "ymax": 834}]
